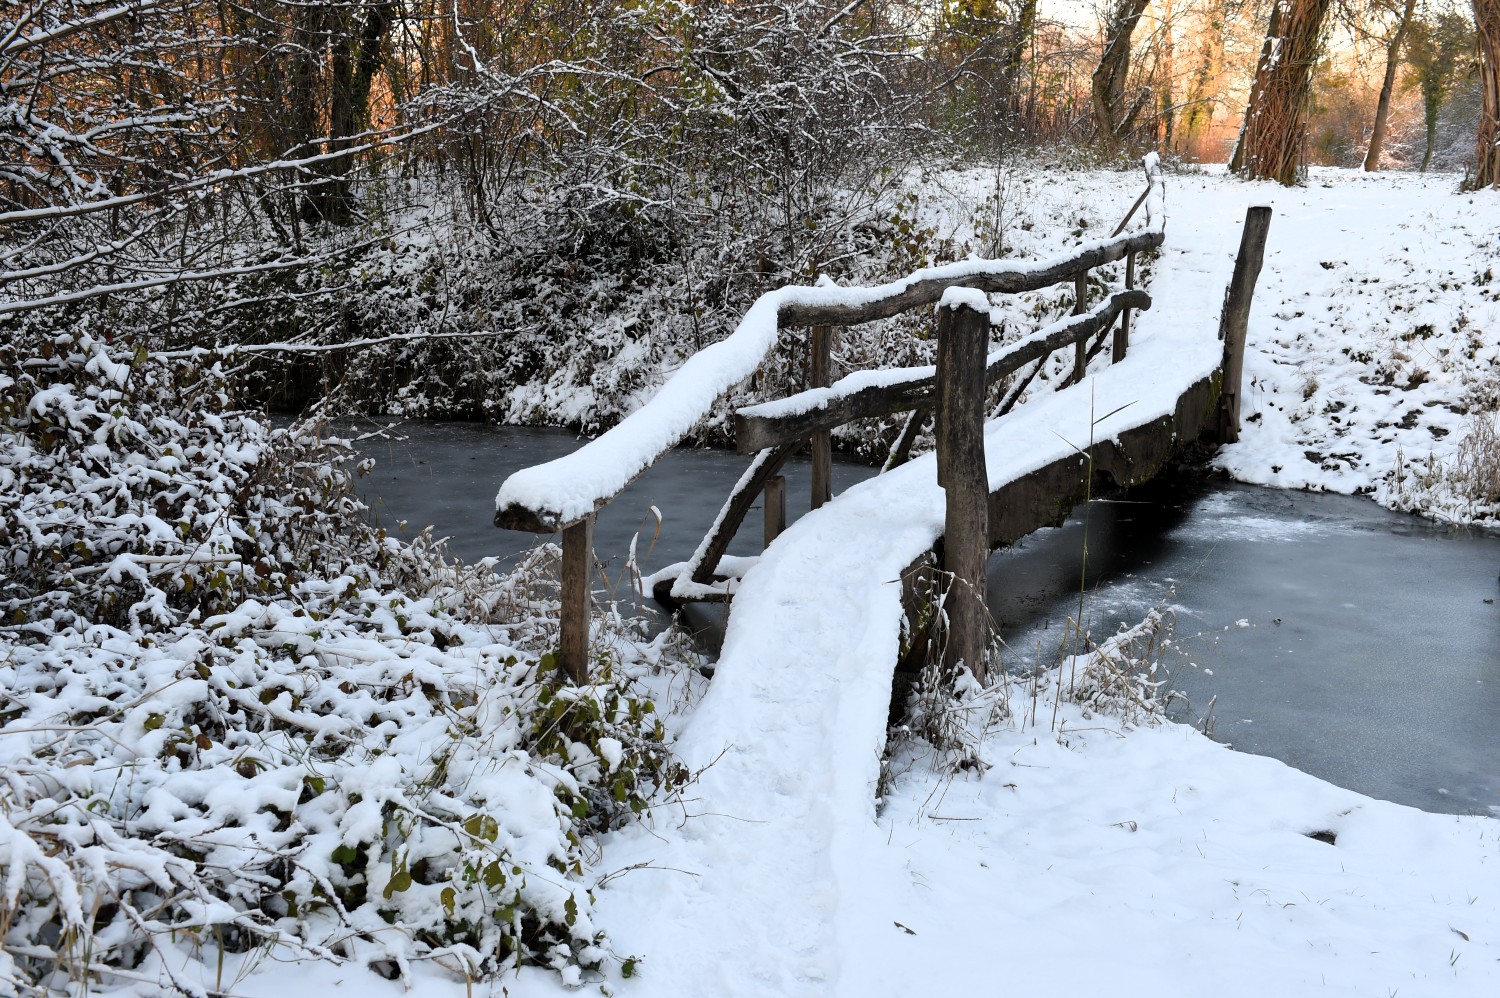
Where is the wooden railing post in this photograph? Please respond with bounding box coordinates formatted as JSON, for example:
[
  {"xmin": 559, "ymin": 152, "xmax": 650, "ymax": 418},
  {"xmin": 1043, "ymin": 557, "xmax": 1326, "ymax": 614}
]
[
  {"xmin": 1216, "ymin": 206, "xmax": 1273, "ymax": 444},
  {"xmin": 934, "ymin": 296, "xmax": 990, "ymax": 684},
  {"xmin": 810, "ymin": 325, "xmax": 833, "ymax": 508},
  {"xmin": 558, "ymin": 513, "xmax": 594, "ymax": 685},
  {"xmin": 1068, "ymin": 272, "xmax": 1089, "ymax": 384},
  {"xmin": 763, "ymin": 475, "xmax": 786, "ymax": 547},
  {"xmin": 1113, "ymin": 250, "xmax": 1135, "ymax": 363}
]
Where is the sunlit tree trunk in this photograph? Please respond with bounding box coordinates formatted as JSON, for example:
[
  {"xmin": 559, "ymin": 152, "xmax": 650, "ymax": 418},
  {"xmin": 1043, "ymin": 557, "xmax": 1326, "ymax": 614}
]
[
  {"xmin": 1157, "ymin": 0, "xmax": 1177, "ymax": 149},
  {"xmin": 1180, "ymin": 6, "xmax": 1225, "ymax": 159},
  {"xmin": 1364, "ymin": 0, "xmax": 1418, "ymax": 172},
  {"xmin": 1475, "ymin": 0, "xmax": 1500, "ymax": 187},
  {"xmin": 1228, "ymin": 2, "xmax": 1281, "ymax": 174},
  {"xmin": 1234, "ymin": 0, "xmax": 1334, "ymax": 185}
]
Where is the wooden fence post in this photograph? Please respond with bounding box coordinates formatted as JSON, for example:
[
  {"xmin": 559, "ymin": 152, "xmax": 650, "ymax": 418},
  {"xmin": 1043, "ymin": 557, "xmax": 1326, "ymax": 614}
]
[
  {"xmin": 1113, "ymin": 250, "xmax": 1135, "ymax": 363},
  {"xmin": 1068, "ymin": 271, "xmax": 1089, "ymax": 384},
  {"xmin": 810, "ymin": 325, "xmax": 833, "ymax": 508},
  {"xmin": 763, "ymin": 475, "xmax": 786, "ymax": 547},
  {"xmin": 934, "ymin": 297, "xmax": 990, "ymax": 684},
  {"xmin": 1216, "ymin": 206, "xmax": 1273, "ymax": 444},
  {"xmin": 558, "ymin": 513, "xmax": 594, "ymax": 685}
]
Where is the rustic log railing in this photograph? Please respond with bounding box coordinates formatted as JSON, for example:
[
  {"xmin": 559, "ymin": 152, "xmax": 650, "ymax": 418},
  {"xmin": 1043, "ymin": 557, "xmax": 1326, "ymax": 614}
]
[{"xmin": 495, "ymin": 155, "xmax": 1173, "ymax": 684}]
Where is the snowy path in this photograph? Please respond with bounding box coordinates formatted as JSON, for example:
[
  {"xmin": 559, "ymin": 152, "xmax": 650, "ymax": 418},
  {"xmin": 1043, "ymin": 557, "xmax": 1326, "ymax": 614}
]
[{"xmin": 586, "ymin": 191, "xmax": 1238, "ymax": 994}]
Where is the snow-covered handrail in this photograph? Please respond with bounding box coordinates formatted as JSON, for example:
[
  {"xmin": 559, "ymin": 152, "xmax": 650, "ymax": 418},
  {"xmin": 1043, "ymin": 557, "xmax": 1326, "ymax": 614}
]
[
  {"xmin": 732, "ymin": 289, "xmax": 1150, "ymax": 453},
  {"xmin": 494, "ymin": 154, "xmax": 1165, "ymax": 533}
]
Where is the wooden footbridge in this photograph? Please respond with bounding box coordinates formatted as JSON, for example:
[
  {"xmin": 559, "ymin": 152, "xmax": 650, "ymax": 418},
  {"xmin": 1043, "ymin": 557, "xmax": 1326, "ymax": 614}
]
[{"xmin": 494, "ymin": 156, "xmax": 1271, "ymax": 686}]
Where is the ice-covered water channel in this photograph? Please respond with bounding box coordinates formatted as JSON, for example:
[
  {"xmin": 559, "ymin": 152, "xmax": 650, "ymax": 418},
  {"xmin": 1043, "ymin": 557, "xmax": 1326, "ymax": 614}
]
[{"xmin": 344, "ymin": 420, "xmax": 1500, "ymax": 818}]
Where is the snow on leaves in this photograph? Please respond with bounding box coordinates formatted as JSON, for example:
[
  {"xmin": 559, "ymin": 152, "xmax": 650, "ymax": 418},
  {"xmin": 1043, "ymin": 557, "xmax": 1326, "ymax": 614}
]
[{"xmin": 0, "ymin": 338, "xmax": 682, "ymax": 992}]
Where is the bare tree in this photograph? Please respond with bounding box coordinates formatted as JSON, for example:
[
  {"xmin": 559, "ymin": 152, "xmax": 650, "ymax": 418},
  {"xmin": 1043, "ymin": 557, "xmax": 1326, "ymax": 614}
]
[
  {"xmin": 1232, "ymin": 0, "xmax": 1336, "ymax": 183},
  {"xmin": 1178, "ymin": 1, "xmax": 1234, "ymax": 159},
  {"xmin": 1363, "ymin": 0, "xmax": 1419, "ymax": 170},
  {"xmin": 1092, "ymin": 0, "xmax": 1154, "ymax": 154},
  {"xmin": 1404, "ymin": 5, "xmax": 1473, "ymax": 171},
  {"xmin": 1, "ymin": 0, "xmax": 480, "ymax": 324}
]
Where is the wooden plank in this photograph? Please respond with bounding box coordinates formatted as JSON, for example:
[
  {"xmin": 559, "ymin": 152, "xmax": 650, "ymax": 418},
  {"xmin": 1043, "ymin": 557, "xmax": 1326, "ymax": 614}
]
[
  {"xmin": 763, "ymin": 475, "xmax": 786, "ymax": 547},
  {"xmin": 986, "ymin": 373, "xmax": 1220, "ymax": 546},
  {"xmin": 734, "ymin": 289, "xmax": 1150, "ymax": 454},
  {"xmin": 495, "ymin": 504, "xmax": 568, "ymax": 533},
  {"xmin": 1110, "ymin": 184, "xmax": 1153, "ymax": 237},
  {"xmin": 1215, "ymin": 206, "xmax": 1273, "ymax": 444},
  {"xmin": 810, "ymin": 325, "xmax": 833, "ymax": 509},
  {"xmin": 1114, "ymin": 250, "xmax": 1135, "ymax": 363},
  {"xmin": 934, "ymin": 300, "xmax": 990, "ymax": 684},
  {"xmin": 558, "ymin": 514, "xmax": 594, "ymax": 685},
  {"xmin": 994, "ymin": 359, "xmax": 1043, "ymax": 419}
]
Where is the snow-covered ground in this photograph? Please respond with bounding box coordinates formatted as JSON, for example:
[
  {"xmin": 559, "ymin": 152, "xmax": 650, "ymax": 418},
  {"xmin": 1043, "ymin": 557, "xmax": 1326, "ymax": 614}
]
[
  {"xmin": 224, "ymin": 167, "xmax": 1500, "ymax": 997},
  {"xmin": 11, "ymin": 165, "xmax": 1499, "ymax": 996}
]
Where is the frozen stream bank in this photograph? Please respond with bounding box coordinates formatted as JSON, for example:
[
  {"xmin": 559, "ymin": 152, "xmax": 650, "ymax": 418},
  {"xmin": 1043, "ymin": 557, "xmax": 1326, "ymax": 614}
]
[{"xmin": 346, "ymin": 420, "xmax": 1500, "ymax": 817}]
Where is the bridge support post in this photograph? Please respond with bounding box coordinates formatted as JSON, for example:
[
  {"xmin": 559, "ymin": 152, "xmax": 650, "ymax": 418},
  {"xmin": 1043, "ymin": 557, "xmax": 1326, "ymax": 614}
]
[
  {"xmin": 883, "ymin": 405, "xmax": 930, "ymax": 472},
  {"xmin": 764, "ymin": 475, "xmax": 786, "ymax": 546},
  {"xmin": 559, "ymin": 513, "xmax": 594, "ymax": 685},
  {"xmin": 1216, "ymin": 206, "xmax": 1273, "ymax": 444},
  {"xmin": 1113, "ymin": 250, "xmax": 1136, "ymax": 362},
  {"xmin": 810, "ymin": 325, "xmax": 833, "ymax": 509},
  {"xmin": 1069, "ymin": 272, "xmax": 1089, "ymax": 384},
  {"xmin": 935, "ymin": 297, "xmax": 990, "ymax": 684}
]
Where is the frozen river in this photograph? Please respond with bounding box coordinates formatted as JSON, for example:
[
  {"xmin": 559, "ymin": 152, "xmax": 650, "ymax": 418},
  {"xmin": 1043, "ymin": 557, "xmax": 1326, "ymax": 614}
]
[{"xmin": 344, "ymin": 420, "xmax": 1500, "ymax": 817}]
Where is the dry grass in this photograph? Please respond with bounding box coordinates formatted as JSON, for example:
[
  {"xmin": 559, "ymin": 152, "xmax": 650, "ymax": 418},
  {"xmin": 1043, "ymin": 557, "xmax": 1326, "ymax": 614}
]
[
  {"xmin": 1387, "ymin": 406, "xmax": 1500, "ymax": 520},
  {"xmin": 1452, "ymin": 410, "xmax": 1500, "ymax": 506}
]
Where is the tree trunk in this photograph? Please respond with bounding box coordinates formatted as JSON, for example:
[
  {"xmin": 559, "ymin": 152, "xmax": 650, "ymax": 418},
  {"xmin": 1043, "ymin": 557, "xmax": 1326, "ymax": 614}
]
[
  {"xmin": 1092, "ymin": 0, "xmax": 1153, "ymax": 155},
  {"xmin": 290, "ymin": 4, "xmax": 331, "ymax": 225},
  {"xmin": 1228, "ymin": 3, "xmax": 1282, "ymax": 173},
  {"xmin": 1364, "ymin": 0, "xmax": 1418, "ymax": 172},
  {"xmin": 1475, "ymin": 0, "xmax": 1500, "ymax": 188},
  {"xmin": 1420, "ymin": 86, "xmax": 1439, "ymax": 171},
  {"xmin": 321, "ymin": 3, "xmax": 395, "ymax": 222},
  {"xmin": 1236, "ymin": 0, "xmax": 1334, "ymax": 185}
]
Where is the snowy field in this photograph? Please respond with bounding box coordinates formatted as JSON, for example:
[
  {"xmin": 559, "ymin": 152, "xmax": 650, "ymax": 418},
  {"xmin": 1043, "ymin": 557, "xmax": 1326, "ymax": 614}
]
[{"xmin": 7, "ymin": 165, "xmax": 1499, "ymax": 997}]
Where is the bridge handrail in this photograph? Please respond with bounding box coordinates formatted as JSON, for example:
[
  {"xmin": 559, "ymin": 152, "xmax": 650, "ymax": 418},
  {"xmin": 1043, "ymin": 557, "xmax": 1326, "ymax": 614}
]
[
  {"xmin": 493, "ymin": 154, "xmax": 1165, "ymax": 534},
  {"xmin": 732, "ymin": 288, "xmax": 1150, "ymax": 453}
]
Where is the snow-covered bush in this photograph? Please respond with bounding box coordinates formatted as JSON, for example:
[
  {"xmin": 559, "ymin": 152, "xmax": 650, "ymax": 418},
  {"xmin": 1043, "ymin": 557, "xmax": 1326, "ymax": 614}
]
[{"xmin": 0, "ymin": 337, "xmax": 684, "ymax": 992}]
